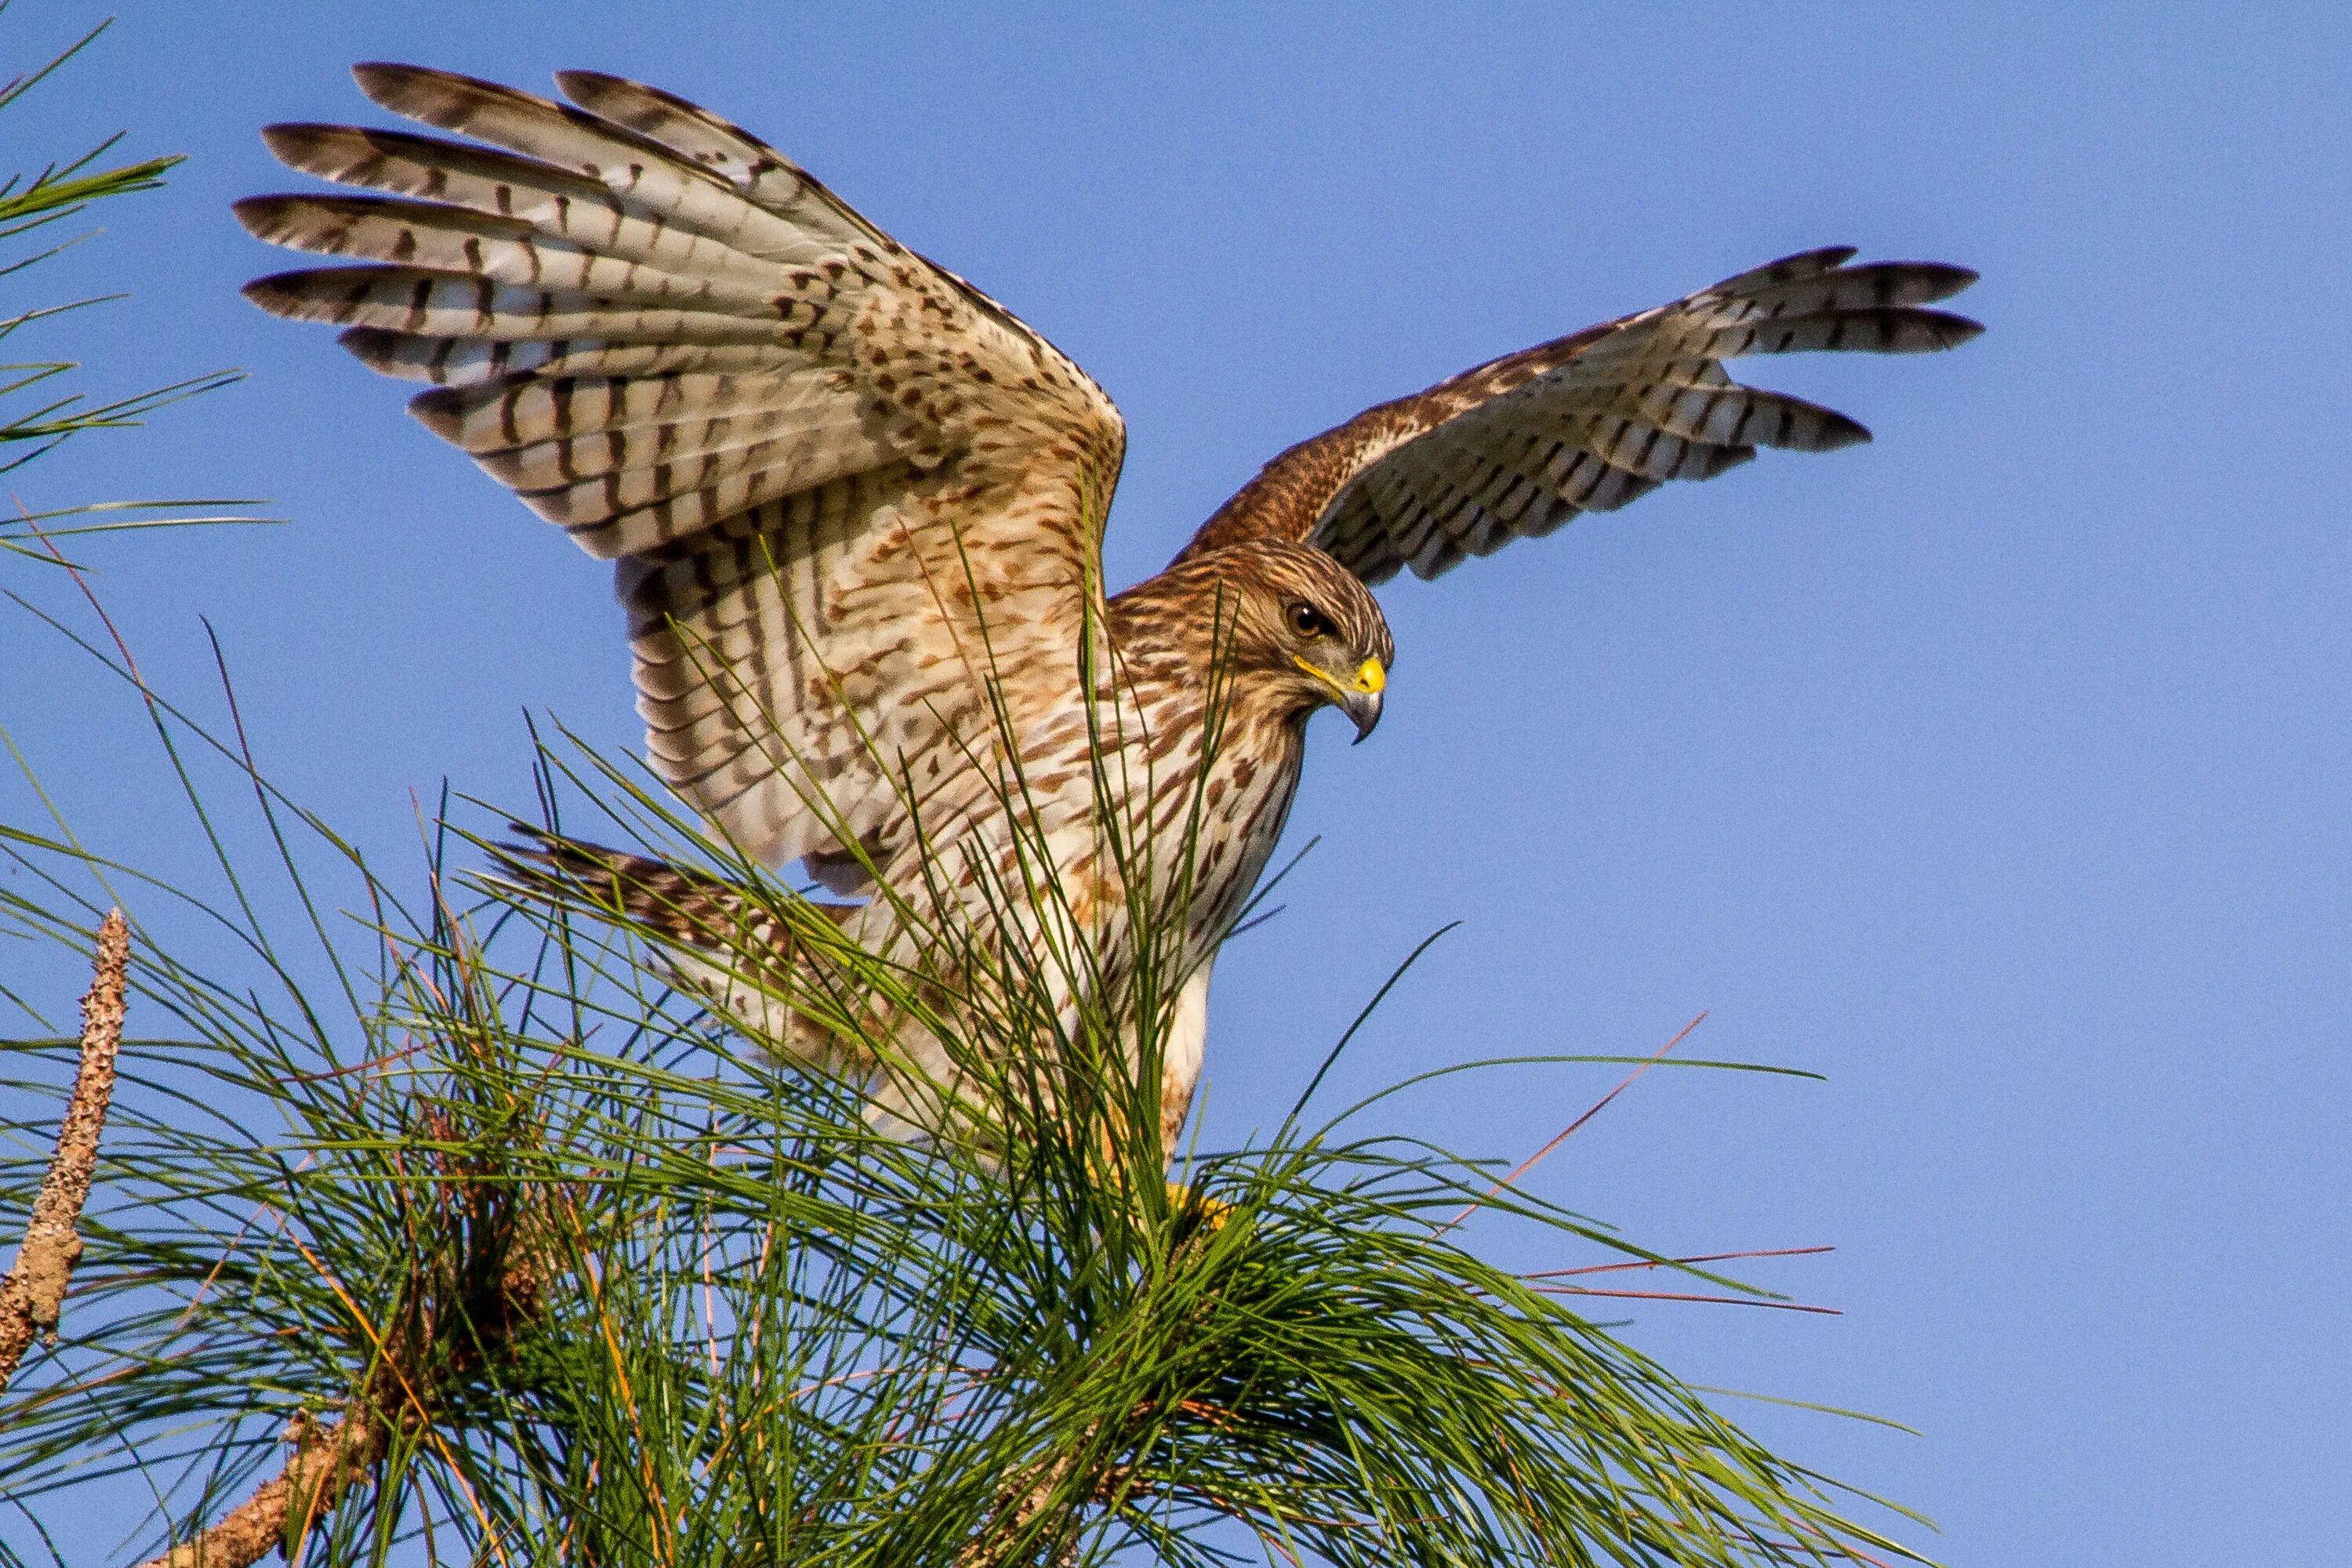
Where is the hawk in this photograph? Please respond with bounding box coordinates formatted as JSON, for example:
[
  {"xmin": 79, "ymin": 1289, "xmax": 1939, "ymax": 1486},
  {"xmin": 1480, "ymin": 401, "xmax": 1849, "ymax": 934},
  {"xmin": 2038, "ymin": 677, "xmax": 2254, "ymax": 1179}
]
[{"xmin": 238, "ymin": 65, "xmax": 1978, "ymax": 1150}]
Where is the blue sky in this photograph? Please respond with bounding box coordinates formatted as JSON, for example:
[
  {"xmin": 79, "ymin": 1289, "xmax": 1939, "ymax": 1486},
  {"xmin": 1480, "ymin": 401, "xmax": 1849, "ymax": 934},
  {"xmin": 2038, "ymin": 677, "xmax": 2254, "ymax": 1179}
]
[{"xmin": 6, "ymin": 4, "xmax": 2350, "ymax": 1563}]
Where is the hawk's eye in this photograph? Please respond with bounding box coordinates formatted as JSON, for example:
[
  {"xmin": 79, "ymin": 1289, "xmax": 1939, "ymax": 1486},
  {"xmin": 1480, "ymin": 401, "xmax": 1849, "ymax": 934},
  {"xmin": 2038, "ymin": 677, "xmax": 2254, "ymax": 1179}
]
[{"xmin": 1286, "ymin": 601, "xmax": 1331, "ymax": 640}]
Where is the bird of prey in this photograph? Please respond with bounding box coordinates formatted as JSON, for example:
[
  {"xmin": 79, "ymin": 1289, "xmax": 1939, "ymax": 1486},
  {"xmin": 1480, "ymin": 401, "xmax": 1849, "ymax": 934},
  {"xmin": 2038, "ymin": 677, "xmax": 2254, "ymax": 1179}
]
[{"xmin": 238, "ymin": 65, "xmax": 1978, "ymax": 1150}]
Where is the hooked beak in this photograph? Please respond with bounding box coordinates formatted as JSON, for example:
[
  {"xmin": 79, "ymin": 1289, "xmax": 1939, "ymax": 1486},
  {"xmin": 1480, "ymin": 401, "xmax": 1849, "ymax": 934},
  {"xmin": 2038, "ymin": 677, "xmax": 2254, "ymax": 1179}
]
[
  {"xmin": 1297, "ymin": 655, "xmax": 1386, "ymax": 743},
  {"xmin": 1345, "ymin": 656, "xmax": 1385, "ymax": 743}
]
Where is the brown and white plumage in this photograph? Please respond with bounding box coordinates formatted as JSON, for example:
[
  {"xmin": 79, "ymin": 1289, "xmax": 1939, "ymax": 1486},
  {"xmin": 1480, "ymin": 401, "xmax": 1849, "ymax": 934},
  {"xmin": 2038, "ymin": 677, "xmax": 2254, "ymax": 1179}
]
[
  {"xmin": 242, "ymin": 64, "xmax": 1126, "ymax": 882},
  {"xmin": 241, "ymin": 65, "xmax": 1977, "ymax": 1148},
  {"xmin": 1177, "ymin": 246, "xmax": 1980, "ymax": 583}
]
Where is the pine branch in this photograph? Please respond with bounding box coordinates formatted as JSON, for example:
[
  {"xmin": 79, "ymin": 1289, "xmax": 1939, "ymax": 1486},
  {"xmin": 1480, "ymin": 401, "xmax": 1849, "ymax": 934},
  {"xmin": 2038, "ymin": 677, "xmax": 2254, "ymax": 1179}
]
[
  {"xmin": 956, "ymin": 1449, "xmax": 1087, "ymax": 1568},
  {"xmin": 0, "ymin": 907, "xmax": 125, "ymax": 1386},
  {"xmin": 130, "ymin": 1411, "xmax": 386, "ymax": 1568},
  {"xmin": 122, "ymin": 1112, "xmax": 557, "ymax": 1563}
]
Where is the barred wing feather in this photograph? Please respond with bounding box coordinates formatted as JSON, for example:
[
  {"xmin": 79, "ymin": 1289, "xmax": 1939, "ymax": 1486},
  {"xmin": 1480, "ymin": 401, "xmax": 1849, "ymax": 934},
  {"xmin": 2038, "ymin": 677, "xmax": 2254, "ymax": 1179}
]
[
  {"xmin": 240, "ymin": 65, "xmax": 1127, "ymax": 873},
  {"xmin": 1177, "ymin": 246, "xmax": 1978, "ymax": 584}
]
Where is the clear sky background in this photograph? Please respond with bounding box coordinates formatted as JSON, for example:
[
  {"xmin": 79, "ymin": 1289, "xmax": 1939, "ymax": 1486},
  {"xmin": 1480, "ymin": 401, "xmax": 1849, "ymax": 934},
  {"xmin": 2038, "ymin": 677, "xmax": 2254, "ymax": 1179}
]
[{"xmin": 5, "ymin": 4, "xmax": 2348, "ymax": 1564}]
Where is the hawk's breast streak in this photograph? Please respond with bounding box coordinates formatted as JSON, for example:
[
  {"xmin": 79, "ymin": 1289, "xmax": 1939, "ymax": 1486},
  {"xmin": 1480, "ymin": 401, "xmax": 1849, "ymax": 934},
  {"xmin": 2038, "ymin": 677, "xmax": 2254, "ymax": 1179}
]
[{"xmin": 1139, "ymin": 688, "xmax": 1312, "ymax": 1141}]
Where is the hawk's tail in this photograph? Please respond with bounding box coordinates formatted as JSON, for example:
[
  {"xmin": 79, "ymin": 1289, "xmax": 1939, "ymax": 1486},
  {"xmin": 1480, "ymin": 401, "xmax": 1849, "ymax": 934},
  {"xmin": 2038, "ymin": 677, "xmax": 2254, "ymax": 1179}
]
[
  {"xmin": 494, "ymin": 826, "xmax": 779, "ymax": 951},
  {"xmin": 492, "ymin": 826, "xmax": 870, "ymax": 1069}
]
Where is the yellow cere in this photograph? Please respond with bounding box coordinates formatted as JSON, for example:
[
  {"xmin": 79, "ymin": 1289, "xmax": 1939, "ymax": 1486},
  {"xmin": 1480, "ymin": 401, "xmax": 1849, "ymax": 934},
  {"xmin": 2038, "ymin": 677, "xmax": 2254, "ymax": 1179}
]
[{"xmin": 1293, "ymin": 655, "xmax": 1387, "ymax": 703}]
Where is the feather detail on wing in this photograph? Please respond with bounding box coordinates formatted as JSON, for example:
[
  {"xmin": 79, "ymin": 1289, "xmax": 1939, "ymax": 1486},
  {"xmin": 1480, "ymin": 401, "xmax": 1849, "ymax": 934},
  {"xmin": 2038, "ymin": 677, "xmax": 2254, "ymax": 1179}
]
[
  {"xmin": 240, "ymin": 66, "xmax": 1127, "ymax": 871},
  {"xmin": 1174, "ymin": 246, "xmax": 1979, "ymax": 584}
]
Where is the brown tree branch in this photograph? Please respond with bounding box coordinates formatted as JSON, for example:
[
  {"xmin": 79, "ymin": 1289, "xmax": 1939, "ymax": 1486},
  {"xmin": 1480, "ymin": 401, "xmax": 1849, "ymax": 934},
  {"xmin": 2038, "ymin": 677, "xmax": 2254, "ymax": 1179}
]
[
  {"xmin": 954, "ymin": 1454, "xmax": 1083, "ymax": 1568},
  {"xmin": 0, "ymin": 908, "xmax": 128, "ymax": 1387},
  {"xmin": 132, "ymin": 1410, "xmax": 385, "ymax": 1568},
  {"xmin": 126, "ymin": 1109, "xmax": 556, "ymax": 1568}
]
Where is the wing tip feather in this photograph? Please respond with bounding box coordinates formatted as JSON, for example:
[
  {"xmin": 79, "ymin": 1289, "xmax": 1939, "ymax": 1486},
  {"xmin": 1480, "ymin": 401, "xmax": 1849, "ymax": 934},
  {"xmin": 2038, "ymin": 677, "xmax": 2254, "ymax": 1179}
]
[
  {"xmin": 1912, "ymin": 309, "xmax": 1986, "ymax": 350},
  {"xmin": 354, "ymin": 60, "xmax": 572, "ymax": 134},
  {"xmin": 228, "ymin": 194, "xmax": 286, "ymax": 241},
  {"xmin": 407, "ymin": 385, "xmax": 466, "ymax": 440},
  {"xmin": 1818, "ymin": 411, "xmax": 1872, "ymax": 449},
  {"xmin": 552, "ymin": 68, "xmax": 633, "ymax": 107},
  {"xmin": 240, "ymin": 268, "xmax": 320, "ymax": 317},
  {"xmin": 350, "ymin": 60, "xmax": 429, "ymax": 103},
  {"xmin": 1774, "ymin": 243, "xmax": 1860, "ymax": 274},
  {"xmin": 1700, "ymin": 442, "xmax": 1765, "ymax": 476},
  {"xmin": 258, "ymin": 122, "xmax": 336, "ymax": 169},
  {"xmin": 555, "ymin": 67, "xmax": 732, "ymax": 136},
  {"xmin": 336, "ymin": 325, "xmax": 410, "ymax": 372},
  {"xmin": 1900, "ymin": 261, "xmax": 1980, "ymax": 304}
]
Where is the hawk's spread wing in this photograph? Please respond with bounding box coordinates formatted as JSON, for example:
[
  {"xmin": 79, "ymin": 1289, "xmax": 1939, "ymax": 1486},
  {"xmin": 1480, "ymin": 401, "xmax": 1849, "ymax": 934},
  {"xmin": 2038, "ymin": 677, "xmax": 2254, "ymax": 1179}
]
[
  {"xmin": 240, "ymin": 66, "xmax": 1126, "ymax": 870},
  {"xmin": 1174, "ymin": 248, "xmax": 1978, "ymax": 583}
]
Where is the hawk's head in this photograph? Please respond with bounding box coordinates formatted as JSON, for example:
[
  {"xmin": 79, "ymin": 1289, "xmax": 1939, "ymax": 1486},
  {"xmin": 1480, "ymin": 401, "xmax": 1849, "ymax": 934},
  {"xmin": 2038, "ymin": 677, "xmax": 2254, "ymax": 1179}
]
[{"xmin": 1190, "ymin": 541, "xmax": 1394, "ymax": 743}]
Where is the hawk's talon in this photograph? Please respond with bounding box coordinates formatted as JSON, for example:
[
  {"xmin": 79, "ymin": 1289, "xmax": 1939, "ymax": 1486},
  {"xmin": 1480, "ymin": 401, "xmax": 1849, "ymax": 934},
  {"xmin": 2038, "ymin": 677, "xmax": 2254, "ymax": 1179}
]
[{"xmin": 1166, "ymin": 1179, "xmax": 1232, "ymax": 1230}]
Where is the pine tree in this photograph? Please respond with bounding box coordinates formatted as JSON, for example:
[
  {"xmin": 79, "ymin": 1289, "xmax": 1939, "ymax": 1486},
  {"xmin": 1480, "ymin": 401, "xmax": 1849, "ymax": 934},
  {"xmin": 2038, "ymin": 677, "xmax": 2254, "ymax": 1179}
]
[{"xmin": 1, "ymin": 19, "xmax": 1932, "ymax": 1567}]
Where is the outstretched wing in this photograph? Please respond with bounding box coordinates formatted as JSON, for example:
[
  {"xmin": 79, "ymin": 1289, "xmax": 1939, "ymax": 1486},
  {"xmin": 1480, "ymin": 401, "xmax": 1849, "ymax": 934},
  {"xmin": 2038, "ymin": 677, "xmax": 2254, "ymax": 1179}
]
[
  {"xmin": 1174, "ymin": 247, "xmax": 1977, "ymax": 583},
  {"xmin": 240, "ymin": 65, "xmax": 1126, "ymax": 871}
]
